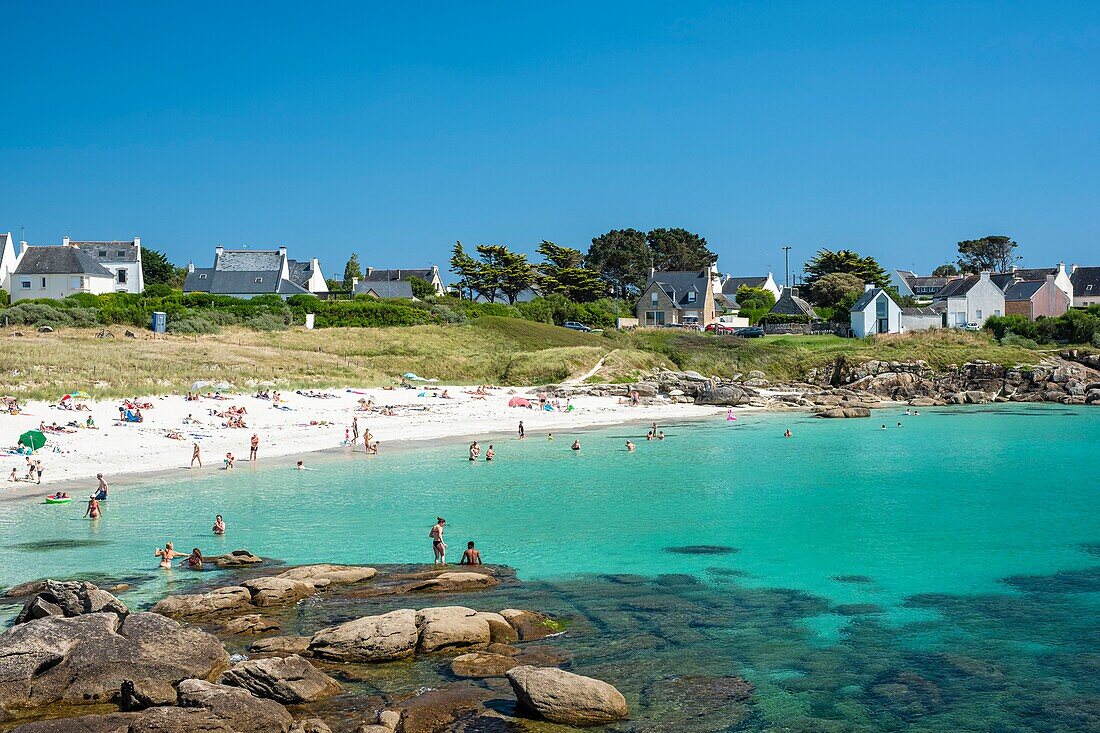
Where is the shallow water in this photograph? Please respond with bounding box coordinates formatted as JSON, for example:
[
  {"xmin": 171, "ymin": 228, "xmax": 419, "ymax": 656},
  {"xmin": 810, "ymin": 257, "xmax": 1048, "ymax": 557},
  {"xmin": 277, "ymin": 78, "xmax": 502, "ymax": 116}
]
[{"xmin": 1, "ymin": 405, "xmax": 1098, "ymax": 731}]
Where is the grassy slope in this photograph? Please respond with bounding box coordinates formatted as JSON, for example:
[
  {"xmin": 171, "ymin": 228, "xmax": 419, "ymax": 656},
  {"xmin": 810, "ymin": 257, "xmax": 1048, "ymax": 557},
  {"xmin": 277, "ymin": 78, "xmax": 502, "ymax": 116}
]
[{"xmin": 0, "ymin": 318, "xmax": 1066, "ymax": 399}]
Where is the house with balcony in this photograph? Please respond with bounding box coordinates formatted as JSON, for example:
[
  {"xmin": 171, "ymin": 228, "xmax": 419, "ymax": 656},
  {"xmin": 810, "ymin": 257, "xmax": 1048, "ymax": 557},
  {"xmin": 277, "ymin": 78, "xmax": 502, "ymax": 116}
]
[{"xmin": 636, "ymin": 269, "xmax": 716, "ymax": 327}]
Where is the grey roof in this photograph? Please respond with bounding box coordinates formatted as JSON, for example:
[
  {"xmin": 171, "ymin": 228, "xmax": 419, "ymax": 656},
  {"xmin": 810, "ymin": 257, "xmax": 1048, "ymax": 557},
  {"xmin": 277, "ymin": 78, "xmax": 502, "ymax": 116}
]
[
  {"xmin": 648, "ymin": 270, "xmax": 710, "ymax": 308},
  {"xmin": 1002, "ymin": 267, "xmax": 1057, "ymax": 281},
  {"xmin": 850, "ymin": 287, "xmax": 896, "ymax": 313},
  {"xmin": 1070, "ymin": 266, "xmax": 1100, "ymax": 295},
  {"xmin": 354, "ymin": 280, "xmax": 414, "ymax": 299},
  {"xmin": 901, "ymin": 306, "xmax": 940, "ymax": 316},
  {"xmin": 990, "ymin": 273, "xmax": 1018, "ymax": 291},
  {"xmin": 216, "ymin": 250, "xmax": 283, "ymax": 272},
  {"xmin": 363, "ymin": 268, "xmax": 437, "ymax": 282},
  {"xmin": 1003, "ymin": 279, "xmax": 1046, "ymax": 302},
  {"xmin": 75, "ymin": 241, "xmax": 139, "ymax": 263},
  {"xmin": 770, "ymin": 288, "xmax": 817, "ymax": 318},
  {"xmin": 935, "ymin": 276, "xmax": 980, "ymax": 299},
  {"xmin": 287, "ymin": 259, "xmax": 318, "ymax": 288},
  {"xmin": 714, "ymin": 293, "xmax": 741, "ymax": 310},
  {"xmin": 898, "ymin": 272, "xmax": 954, "ymax": 291},
  {"xmin": 184, "ymin": 268, "xmax": 308, "ymax": 296},
  {"xmin": 13, "ymin": 246, "xmax": 114, "ymax": 277},
  {"xmin": 721, "ymin": 276, "xmax": 768, "ymax": 295}
]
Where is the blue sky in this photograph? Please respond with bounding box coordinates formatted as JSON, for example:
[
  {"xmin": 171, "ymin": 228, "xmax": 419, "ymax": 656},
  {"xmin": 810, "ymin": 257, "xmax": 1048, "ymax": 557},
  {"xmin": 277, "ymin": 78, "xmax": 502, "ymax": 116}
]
[{"xmin": 2, "ymin": 1, "xmax": 1097, "ymax": 279}]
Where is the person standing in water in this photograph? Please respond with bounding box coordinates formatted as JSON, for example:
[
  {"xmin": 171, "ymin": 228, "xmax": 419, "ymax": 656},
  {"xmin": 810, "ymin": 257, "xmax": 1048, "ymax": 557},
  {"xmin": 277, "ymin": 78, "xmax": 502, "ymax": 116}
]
[
  {"xmin": 429, "ymin": 518, "xmax": 447, "ymax": 564},
  {"xmin": 212, "ymin": 515, "xmax": 226, "ymax": 534},
  {"xmin": 626, "ymin": 441, "xmax": 636, "ymax": 451},
  {"xmin": 485, "ymin": 445, "xmax": 495, "ymax": 461},
  {"xmin": 571, "ymin": 439, "xmax": 581, "ymax": 451},
  {"xmin": 95, "ymin": 473, "xmax": 109, "ymax": 500},
  {"xmin": 518, "ymin": 421, "xmax": 525, "ymax": 439},
  {"xmin": 84, "ymin": 496, "xmax": 101, "ymax": 519},
  {"xmin": 155, "ymin": 542, "xmax": 186, "ymax": 569}
]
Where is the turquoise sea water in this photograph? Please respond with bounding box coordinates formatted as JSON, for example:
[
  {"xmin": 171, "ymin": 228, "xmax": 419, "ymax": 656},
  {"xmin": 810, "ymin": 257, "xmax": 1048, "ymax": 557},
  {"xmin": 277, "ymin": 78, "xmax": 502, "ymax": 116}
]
[{"xmin": 1, "ymin": 405, "xmax": 1098, "ymax": 731}]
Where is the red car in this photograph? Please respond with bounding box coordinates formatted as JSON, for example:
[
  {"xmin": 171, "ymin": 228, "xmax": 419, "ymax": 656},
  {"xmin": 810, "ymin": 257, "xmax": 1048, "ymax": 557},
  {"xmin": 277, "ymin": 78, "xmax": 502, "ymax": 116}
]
[{"xmin": 705, "ymin": 323, "xmax": 737, "ymax": 335}]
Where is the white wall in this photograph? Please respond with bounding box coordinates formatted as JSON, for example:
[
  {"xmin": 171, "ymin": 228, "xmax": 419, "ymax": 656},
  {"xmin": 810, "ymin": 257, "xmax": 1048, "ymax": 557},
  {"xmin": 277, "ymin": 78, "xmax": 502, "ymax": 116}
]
[
  {"xmin": 947, "ymin": 273, "xmax": 1005, "ymax": 327},
  {"xmin": 900, "ymin": 313, "xmax": 940, "ymax": 332},
  {"xmin": 850, "ymin": 291, "xmax": 902, "ymax": 337},
  {"xmin": 10, "ymin": 273, "xmax": 115, "ymax": 302}
]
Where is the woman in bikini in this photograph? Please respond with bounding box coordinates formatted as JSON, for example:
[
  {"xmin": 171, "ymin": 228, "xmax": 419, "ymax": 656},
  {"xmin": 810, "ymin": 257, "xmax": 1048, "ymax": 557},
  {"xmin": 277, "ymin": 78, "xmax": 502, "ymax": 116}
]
[
  {"xmin": 430, "ymin": 518, "xmax": 447, "ymax": 564},
  {"xmin": 186, "ymin": 548, "xmax": 204, "ymax": 569},
  {"xmin": 84, "ymin": 497, "xmax": 101, "ymax": 519},
  {"xmin": 155, "ymin": 542, "xmax": 186, "ymax": 569}
]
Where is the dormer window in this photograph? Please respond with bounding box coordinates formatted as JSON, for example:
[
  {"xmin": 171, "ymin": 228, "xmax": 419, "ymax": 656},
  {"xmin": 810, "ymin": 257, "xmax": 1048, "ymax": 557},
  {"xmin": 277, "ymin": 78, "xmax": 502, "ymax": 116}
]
[
  {"xmin": 98, "ymin": 250, "xmax": 107, "ymax": 258},
  {"xmin": 254, "ymin": 277, "xmax": 263, "ymax": 283},
  {"xmin": 117, "ymin": 250, "xmax": 126, "ymax": 257},
  {"xmin": 198, "ymin": 273, "xmax": 208, "ymax": 279}
]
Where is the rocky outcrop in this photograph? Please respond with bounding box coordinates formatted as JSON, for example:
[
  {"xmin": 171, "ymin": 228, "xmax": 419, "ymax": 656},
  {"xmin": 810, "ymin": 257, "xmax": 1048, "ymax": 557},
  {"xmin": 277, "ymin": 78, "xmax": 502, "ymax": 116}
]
[
  {"xmin": 209, "ymin": 549, "xmax": 265, "ymax": 568},
  {"xmin": 450, "ymin": 652, "xmax": 518, "ymax": 678},
  {"xmin": 14, "ymin": 580, "xmax": 128, "ymax": 625},
  {"xmin": 0, "ymin": 612, "xmax": 229, "ymax": 710},
  {"xmin": 222, "ymin": 614, "xmax": 281, "ymax": 635},
  {"xmin": 250, "ymin": 636, "xmax": 312, "ymax": 656},
  {"xmin": 217, "ymin": 655, "xmax": 340, "ymax": 704},
  {"xmin": 415, "ymin": 606, "xmax": 491, "ymax": 653},
  {"xmin": 507, "ymin": 665, "xmax": 629, "ymax": 726},
  {"xmin": 694, "ymin": 384, "xmax": 752, "ymax": 406},
  {"xmin": 474, "ymin": 611, "xmax": 518, "ymax": 644},
  {"xmin": 308, "ymin": 609, "xmax": 418, "ymax": 662},
  {"xmin": 402, "ymin": 571, "xmax": 499, "ymax": 593},
  {"xmin": 392, "ymin": 682, "xmax": 494, "ymax": 733},
  {"xmin": 816, "ymin": 406, "xmax": 871, "ymax": 418},
  {"xmin": 499, "ymin": 609, "xmax": 562, "ymax": 641},
  {"xmin": 178, "ymin": 678, "xmax": 294, "ymax": 733},
  {"xmin": 152, "ymin": 565, "xmax": 377, "ymax": 619}
]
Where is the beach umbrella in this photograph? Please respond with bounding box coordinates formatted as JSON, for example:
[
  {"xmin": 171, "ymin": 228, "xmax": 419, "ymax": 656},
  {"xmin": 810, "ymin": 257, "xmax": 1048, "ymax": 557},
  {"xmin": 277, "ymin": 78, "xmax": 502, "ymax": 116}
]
[
  {"xmin": 508, "ymin": 397, "xmax": 531, "ymax": 408},
  {"xmin": 18, "ymin": 430, "xmax": 46, "ymax": 451},
  {"xmin": 70, "ymin": 390, "xmax": 91, "ymax": 400}
]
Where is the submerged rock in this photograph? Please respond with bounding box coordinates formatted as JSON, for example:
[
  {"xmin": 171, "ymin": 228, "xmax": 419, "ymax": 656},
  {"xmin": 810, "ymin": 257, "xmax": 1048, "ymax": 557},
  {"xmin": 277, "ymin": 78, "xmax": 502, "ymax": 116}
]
[
  {"xmin": 218, "ymin": 654, "xmax": 340, "ymax": 704},
  {"xmin": 451, "ymin": 652, "xmax": 518, "ymax": 678},
  {"xmin": 641, "ymin": 674, "xmax": 754, "ymax": 731},
  {"xmin": 664, "ymin": 545, "xmax": 738, "ymax": 555},
  {"xmin": 499, "ymin": 609, "xmax": 562, "ymax": 641},
  {"xmin": 250, "ymin": 635, "xmax": 312, "ymax": 656},
  {"xmin": 394, "ymin": 682, "xmax": 494, "ymax": 733},
  {"xmin": 507, "ymin": 665, "xmax": 628, "ymax": 726}
]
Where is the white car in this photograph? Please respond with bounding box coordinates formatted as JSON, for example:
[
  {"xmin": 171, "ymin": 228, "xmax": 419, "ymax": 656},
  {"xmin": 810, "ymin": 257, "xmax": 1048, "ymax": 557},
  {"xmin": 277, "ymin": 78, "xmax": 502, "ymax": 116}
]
[{"xmin": 962, "ymin": 322, "xmax": 981, "ymax": 331}]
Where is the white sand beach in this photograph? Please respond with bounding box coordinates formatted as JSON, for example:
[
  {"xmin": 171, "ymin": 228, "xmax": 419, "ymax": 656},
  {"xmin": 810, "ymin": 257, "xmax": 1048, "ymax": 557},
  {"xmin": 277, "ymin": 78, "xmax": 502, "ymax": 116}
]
[{"xmin": 1, "ymin": 386, "xmax": 724, "ymax": 495}]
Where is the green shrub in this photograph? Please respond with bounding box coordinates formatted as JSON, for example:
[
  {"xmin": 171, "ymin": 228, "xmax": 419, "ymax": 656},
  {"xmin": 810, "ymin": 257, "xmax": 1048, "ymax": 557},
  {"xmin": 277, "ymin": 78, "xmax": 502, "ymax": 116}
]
[
  {"xmin": 0, "ymin": 289, "xmax": 9, "ymax": 307},
  {"xmin": 1001, "ymin": 332, "xmax": 1040, "ymax": 349},
  {"xmin": 168, "ymin": 315, "xmax": 221, "ymax": 334},
  {"xmin": 246, "ymin": 313, "xmax": 290, "ymax": 331},
  {"xmin": 985, "ymin": 315, "xmax": 1036, "ymax": 341},
  {"xmin": 2, "ymin": 303, "xmax": 77, "ymax": 327}
]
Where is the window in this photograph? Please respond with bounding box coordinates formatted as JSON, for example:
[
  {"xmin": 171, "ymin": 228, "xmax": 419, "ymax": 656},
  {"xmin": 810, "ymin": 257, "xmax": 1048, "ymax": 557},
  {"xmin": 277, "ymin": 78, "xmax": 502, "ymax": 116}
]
[
  {"xmin": 687, "ymin": 291, "xmax": 697, "ymax": 303},
  {"xmin": 117, "ymin": 269, "xmax": 127, "ymax": 284},
  {"xmin": 254, "ymin": 277, "xmax": 263, "ymax": 283},
  {"xmin": 994, "ymin": 309, "xmax": 1001, "ymax": 317},
  {"xmin": 1087, "ymin": 285, "xmax": 1094, "ymax": 291},
  {"xmin": 70, "ymin": 276, "xmax": 82, "ymax": 289},
  {"xmin": 975, "ymin": 309, "xmax": 982, "ymax": 320},
  {"xmin": 98, "ymin": 250, "xmax": 107, "ymax": 258},
  {"xmin": 645, "ymin": 311, "xmax": 665, "ymax": 326},
  {"xmin": 116, "ymin": 250, "xmax": 125, "ymax": 257},
  {"xmin": 198, "ymin": 273, "xmax": 208, "ymax": 279},
  {"xmin": 651, "ymin": 292, "xmax": 659, "ymax": 305},
  {"xmin": 40, "ymin": 278, "xmax": 46, "ymax": 288},
  {"xmin": 20, "ymin": 280, "xmax": 30, "ymax": 289}
]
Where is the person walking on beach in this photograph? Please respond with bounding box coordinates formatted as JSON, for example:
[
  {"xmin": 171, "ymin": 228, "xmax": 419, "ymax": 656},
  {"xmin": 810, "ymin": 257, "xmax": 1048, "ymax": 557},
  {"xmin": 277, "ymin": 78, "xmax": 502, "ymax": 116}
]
[
  {"xmin": 363, "ymin": 427, "xmax": 373, "ymax": 453},
  {"xmin": 352, "ymin": 417, "xmax": 359, "ymax": 441},
  {"xmin": 430, "ymin": 518, "xmax": 447, "ymax": 564},
  {"xmin": 460, "ymin": 541, "xmax": 482, "ymax": 565},
  {"xmin": 249, "ymin": 434, "xmax": 259, "ymax": 461},
  {"xmin": 518, "ymin": 421, "xmax": 525, "ymax": 439},
  {"xmin": 35, "ymin": 461, "xmax": 43, "ymax": 484},
  {"xmin": 191, "ymin": 442, "xmax": 202, "ymax": 468}
]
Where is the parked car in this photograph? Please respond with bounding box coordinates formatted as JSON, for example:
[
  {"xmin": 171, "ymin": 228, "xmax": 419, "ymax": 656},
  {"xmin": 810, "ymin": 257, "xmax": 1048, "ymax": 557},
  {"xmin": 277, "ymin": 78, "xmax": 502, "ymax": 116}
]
[
  {"xmin": 705, "ymin": 323, "xmax": 737, "ymax": 335},
  {"xmin": 563, "ymin": 321, "xmax": 592, "ymax": 332},
  {"xmin": 733, "ymin": 326, "xmax": 765, "ymax": 338},
  {"xmin": 962, "ymin": 322, "xmax": 981, "ymax": 331}
]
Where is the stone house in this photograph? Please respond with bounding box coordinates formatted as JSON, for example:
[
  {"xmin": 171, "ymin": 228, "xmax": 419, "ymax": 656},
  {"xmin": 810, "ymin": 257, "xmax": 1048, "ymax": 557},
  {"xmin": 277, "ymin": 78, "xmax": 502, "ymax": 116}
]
[{"xmin": 636, "ymin": 269, "xmax": 716, "ymax": 327}]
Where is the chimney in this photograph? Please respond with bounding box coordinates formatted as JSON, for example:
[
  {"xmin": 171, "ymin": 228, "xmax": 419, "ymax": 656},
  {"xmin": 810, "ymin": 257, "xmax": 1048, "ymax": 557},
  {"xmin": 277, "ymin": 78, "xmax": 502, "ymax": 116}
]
[
  {"xmin": 1071, "ymin": 263, "xmax": 1078, "ymax": 274},
  {"xmin": 351, "ymin": 276, "xmax": 359, "ymax": 290},
  {"xmin": 133, "ymin": 236, "xmax": 141, "ymax": 250},
  {"xmin": 979, "ymin": 270, "xmax": 991, "ymax": 281},
  {"xmin": 790, "ymin": 286, "xmax": 799, "ymax": 298},
  {"xmin": 19, "ymin": 239, "xmax": 28, "ymax": 255},
  {"xmin": 187, "ymin": 261, "xmax": 195, "ymax": 273},
  {"xmin": 278, "ymin": 245, "xmax": 287, "ymax": 258},
  {"xmin": 215, "ymin": 245, "xmax": 224, "ymax": 257},
  {"xmin": 864, "ymin": 283, "xmax": 874, "ymax": 292},
  {"xmin": 366, "ymin": 267, "xmax": 374, "ymax": 276},
  {"xmin": 62, "ymin": 236, "xmax": 71, "ymax": 248},
  {"xmin": 310, "ymin": 256, "xmax": 319, "ymax": 271},
  {"xmin": 1057, "ymin": 262, "xmax": 1066, "ymax": 276}
]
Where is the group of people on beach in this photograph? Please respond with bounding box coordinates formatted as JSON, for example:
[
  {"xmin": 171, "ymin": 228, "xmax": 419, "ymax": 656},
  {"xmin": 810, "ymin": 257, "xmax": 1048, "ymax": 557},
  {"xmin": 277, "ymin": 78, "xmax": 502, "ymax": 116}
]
[{"xmin": 8, "ymin": 457, "xmax": 45, "ymax": 484}]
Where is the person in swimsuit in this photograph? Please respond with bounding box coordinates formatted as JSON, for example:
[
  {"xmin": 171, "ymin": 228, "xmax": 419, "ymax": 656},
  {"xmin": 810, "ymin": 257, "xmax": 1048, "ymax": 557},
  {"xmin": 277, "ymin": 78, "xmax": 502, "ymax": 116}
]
[
  {"xmin": 212, "ymin": 515, "xmax": 226, "ymax": 534},
  {"xmin": 460, "ymin": 541, "xmax": 482, "ymax": 565},
  {"xmin": 784, "ymin": 429, "xmax": 792, "ymax": 438},
  {"xmin": 485, "ymin": 445, "xmax": 494, "ymax": 461},
  {"xmin": 191, "ymin": 442, "xmax": 202, "ymax": 468},
  {"xmin": 84, "ymin": 497, "xmax": 101, "ymax": 519},
  {"xmin": 657, "ymin": 431, "xmax": 665, "ymax": 440},
  {"xmin": 155, "ymin": 542, "xmax": 186, "ymax": 569},
  {"xmin": 95, "ymin": 473, "xmax": 109, "ymax": 500},
  {"xmin": 296, "ymin": 460, "xmax": 305, "ymax": 470},
  {"xmin": 35, "ymin": 461, "xmax": 43, "ymax": 484},
  {"xmin": 469, "ymin": 442, "xmax": 480, "ymax": 461},
  {"xmin": 186, "ymin": 548, "xmax": 203, "ymax": 568},
  {"xmin": 430, "ymin": 518, "xmax": 447, "ymax": 564},
  {"xmin": 571, "ymin": 439, "xmax": 581, "ymax": 451},
  {"xmin": 626, "ymin": 441, "xmax": 635, "ymax": 451},
  {"xmin": 224, "ymin": 452, "xmax": 235, "ymax": 469},
  {"xmin": 518, "ymin": 421, "xmax": 525, "ymax": 438},
  {"xmin": 249, "ymin": 434, "xmax": 259, "ymax": 461}
]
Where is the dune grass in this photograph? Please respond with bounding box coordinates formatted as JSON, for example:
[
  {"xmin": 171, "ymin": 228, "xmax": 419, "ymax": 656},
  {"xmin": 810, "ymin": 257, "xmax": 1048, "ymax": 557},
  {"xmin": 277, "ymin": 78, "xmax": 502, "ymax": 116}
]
[{"xmin": 0, "ymin": 318, "xmax": 1062, "ymax": 400}]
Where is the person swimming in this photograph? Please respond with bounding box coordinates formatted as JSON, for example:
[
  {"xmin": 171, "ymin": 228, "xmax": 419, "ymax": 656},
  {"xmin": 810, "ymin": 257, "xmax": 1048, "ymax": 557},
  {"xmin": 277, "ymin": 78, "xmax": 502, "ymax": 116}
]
[
  {"xmin": 212, "ymin": 515, "xmax": 225, "ymax": 535},
  {"xmin": 571, "ymin": 439, "xmax": 581, "ymax": 451},
  {"xmin": 155, "ymin": 542, "xmax": 186, "ymax": 569},
  {"xmin": 296, "ymin": 460, "xmax": 305, "ymax": 470},
  {"xmin": 657, "ymin": 431, "xmax": 665, "ymax": 440},
  {"xmin": 460, "ymin": 541, "xmax": 482, "ymax": 565},
  {"xmin": 626, "ymin": 441, "xmax": 635, "ymax": 451},
  {"xmin": 784, "ymin": 429, "xmax": 792, "ymax": 438}
]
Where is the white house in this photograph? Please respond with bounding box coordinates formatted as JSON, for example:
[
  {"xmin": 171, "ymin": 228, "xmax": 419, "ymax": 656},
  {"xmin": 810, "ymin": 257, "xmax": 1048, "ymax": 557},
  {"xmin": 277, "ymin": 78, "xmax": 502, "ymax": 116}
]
[
  {"xmin": 934, "ymin": 271, "xmax": 1005, "ymax": 328},
  {"xmin": 0, "ymin": 232, "xmax": 16, "ymax": 295},
  {"xmin": 1070, "ymin": 265, "xmax": 1100, "ymax": 308},
  {"xmin": 70, "ymin": 237, "xmax": 145, "ymax": 294},
  {"xmin": 184, "ymin": 246, "xmax": 327, "ymax": 299},
  {"xmin": 849, "ymin": 285, "xmax": 902, "ymax": 337},
  {"xmin": 716, "ymin": 272, "xmax": 782, "ymax": 302},
  {"xmin": 890, "ymin": 269, "xmax": 958, "ymax": 301},
  {"xmin": 8, "ymin": 242, "xmax": 117, "ymax": 302}
]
